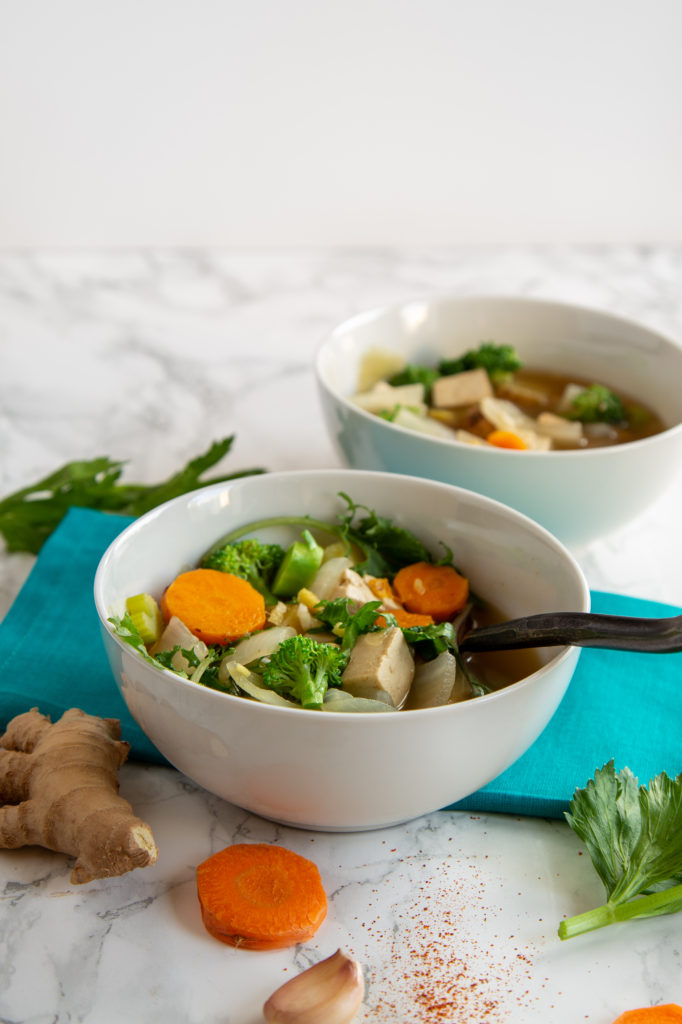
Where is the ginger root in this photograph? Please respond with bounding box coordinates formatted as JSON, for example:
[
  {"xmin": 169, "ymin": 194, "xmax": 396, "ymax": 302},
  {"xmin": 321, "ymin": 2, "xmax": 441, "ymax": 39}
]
[{"xmin": 0, "ymin": 707, "xmax": 158, "ymax": 883}]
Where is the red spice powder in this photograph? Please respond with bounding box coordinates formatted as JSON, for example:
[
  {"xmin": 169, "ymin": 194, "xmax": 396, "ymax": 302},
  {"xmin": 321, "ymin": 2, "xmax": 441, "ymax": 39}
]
[{"xmin": 352, "ymin": 854, "xmax": 541, "ymax": 1023}]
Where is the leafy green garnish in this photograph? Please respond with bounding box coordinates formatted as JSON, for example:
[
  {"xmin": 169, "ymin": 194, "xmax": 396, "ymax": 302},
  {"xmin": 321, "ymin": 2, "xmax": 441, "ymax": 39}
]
[
  {"xmin": 400, "ymin": 620, "xmax": 460, "ymax": 658},
  {"xmin": 438, "ymin": 342, "xmax": 523, "ymax": 385},
  {"xmin": 108, "ymin": 613, "xmax": 234, "ymax": 692},
  {"xmin": 559, "ymin": 761, "xmax": 682, "ymax": 939},
  {"xmin": 399, "ymin": 620, "xmax": 489, "ymax": 696},
  {"xmin": 314, "ymin": 597, "xmax": 385, "ymax": 650},
  {"xmin": 0, "ymin": 437, "xmax": 265, "ymax": 554},
  {"xmin": 565, "ymin": 384, "xmax": 626, "ymax": 424},
  {"xmin": 208, "ymin": 492, "xmax": 450, "ymax": 580},
  {"xmin": 109, "ymin": 612, "xmax": 162, "ymax": 666},
  {"xmin": 338, "ymin": 493, "xmax": 448, "ymax": 575}
]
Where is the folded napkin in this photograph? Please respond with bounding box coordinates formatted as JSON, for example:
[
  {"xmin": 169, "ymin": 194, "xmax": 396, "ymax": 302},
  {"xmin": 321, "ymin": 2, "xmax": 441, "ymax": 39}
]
[
  {"xmin": 0, "ymin": 508, "xmax": 158, "ymax": 762},
  {"xmin": 1, "ymin": 507, "xmax": 680, "ymax": 818},
  {"xmin": 451, "ymin": 590, "xmax": 682, "ymax": 817}
]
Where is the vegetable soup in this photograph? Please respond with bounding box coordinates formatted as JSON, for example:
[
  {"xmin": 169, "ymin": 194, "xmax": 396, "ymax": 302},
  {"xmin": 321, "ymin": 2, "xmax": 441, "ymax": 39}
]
[
  {"xmin": 352, "ymin": 343, "xmax": 665, "ymax": 451},
  {"xmin": 109, "ymin": 495, "xmax": 541, "ymax": 714}
]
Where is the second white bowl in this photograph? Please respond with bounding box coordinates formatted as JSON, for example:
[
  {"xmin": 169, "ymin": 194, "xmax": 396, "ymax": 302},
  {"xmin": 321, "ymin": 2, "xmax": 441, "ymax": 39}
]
[{"xmin": 316, "ymin": 295, "xmax": 682, "ymax": 547}]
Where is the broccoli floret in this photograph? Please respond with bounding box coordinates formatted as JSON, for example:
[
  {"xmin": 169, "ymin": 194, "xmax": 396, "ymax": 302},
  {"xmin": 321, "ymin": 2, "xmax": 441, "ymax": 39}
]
[
  {"xmin": 565, "ymin": 384, "xmax": 626, "ymax": 424},
  {"xmin": 438, "ymin": 342, "xmax": 522, "ymax": 384},
  {"xmin": 261, "ymin": 634, "xmax": 349, "ymax": 709},
  {"xmin": 201, "ymin": 538, "xmax": 284, "ymax": 602},
  {"xmin": 388, "ymin": 364, "xmax": 440, "ymax": 396}
]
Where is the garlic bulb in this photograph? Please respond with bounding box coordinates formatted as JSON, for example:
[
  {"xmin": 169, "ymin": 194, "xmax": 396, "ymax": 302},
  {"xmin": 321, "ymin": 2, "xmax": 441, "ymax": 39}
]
[{"xmin": 263, "ymin": 948, "xmax": 364, "ymax": 1024}]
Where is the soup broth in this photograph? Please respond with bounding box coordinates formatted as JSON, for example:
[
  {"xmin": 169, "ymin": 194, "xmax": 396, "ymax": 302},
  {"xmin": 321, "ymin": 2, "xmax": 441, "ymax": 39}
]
[{"xmin": 353, "ymin": 345, "xmax": 666, "ymax": 451}]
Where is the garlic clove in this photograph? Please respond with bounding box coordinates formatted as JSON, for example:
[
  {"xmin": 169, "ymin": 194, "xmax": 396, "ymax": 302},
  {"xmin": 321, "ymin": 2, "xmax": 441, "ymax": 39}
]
[{"xmin": 263, "ymin": 948, "xmax": 364, "ymax": 1024}]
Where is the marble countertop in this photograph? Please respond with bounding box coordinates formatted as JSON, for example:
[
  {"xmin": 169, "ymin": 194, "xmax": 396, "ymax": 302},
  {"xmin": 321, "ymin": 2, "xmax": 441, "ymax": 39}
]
[{"xmin": 1, "ymin": 247, "xmax": 681, "ymax": 1024}]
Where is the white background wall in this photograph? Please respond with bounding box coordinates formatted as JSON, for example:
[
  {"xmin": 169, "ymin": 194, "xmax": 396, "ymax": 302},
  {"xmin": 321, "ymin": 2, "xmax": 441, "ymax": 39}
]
[{"xmin": 1, "ymin": 0, "xmax": 681, "ymax": 246}]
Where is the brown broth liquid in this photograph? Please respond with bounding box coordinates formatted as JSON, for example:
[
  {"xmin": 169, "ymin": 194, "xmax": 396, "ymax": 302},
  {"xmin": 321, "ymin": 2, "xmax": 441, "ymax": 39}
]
[
  {"xmin": 461, "ymin": 599, "xmax": 543, "ymax": 693},
  {"xmin": 437, "ymin": 368, "xmax": 666, "ymax": 449}
]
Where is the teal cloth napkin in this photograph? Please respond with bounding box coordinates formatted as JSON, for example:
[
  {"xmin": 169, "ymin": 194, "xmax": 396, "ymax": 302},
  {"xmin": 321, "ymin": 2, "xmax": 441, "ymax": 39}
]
[
  {"xmin": 1, "ymin": 507, "xmax": 680, "ymax": 817},
  {"xmin": 0, "ymin": 508, "xmax": 158, "ymax": 762}
]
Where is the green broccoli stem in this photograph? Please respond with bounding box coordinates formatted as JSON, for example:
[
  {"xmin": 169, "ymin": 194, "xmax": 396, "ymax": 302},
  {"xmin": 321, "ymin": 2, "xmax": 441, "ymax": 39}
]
[
  {"xmin": 208, "ymin": 515, "xmax": 348, "ymax": 551},
  {"xmin": 558, "ymin": 882, "xmax": 682, "ymax": 940}
]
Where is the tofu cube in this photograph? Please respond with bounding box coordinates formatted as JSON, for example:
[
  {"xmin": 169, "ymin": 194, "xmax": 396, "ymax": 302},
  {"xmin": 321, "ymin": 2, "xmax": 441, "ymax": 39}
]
[
  {"xmin": 431, "ymin": 368, "xmax": 493, "ymax": 408},
  {"xmin": 326, "ymin": 568, "xmax": 377, "ymax": 612},
  {"xmin": 341, "ymin": 627, "xmax": 415, "ymax": 708}
]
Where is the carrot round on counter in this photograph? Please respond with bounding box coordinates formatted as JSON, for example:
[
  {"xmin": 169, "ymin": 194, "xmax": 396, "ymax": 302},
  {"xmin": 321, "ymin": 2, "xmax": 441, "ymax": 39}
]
[
  {"xmin": 393, "ymin": 561, "xmax": 469, "ymax": 621},
  {"xmin": 161, "ymin": 568, "xmax": 266, "ymax": 645},
  {"xmin": 196, "ymin": 843, "xmax": 327, "ymax": 950},
  {"xmin": 612, "ymin": 1007, "xmax": 682, "ymax": 1024}
]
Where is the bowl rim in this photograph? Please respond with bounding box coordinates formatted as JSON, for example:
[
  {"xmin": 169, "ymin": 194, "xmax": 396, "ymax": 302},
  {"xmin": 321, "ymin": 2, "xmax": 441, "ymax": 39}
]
[
  {"xmin": 94, "ymin": 468, "xmax": 590, "ymax": 720},
  {"xmin": 315, "ymin": 292, "xmax": 682, "ymax": 457}
]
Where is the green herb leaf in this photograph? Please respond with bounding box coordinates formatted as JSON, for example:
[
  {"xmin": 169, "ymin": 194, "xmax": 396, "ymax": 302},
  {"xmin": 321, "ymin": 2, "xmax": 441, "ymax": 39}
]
[
  {"xmin": 0, "ymin": 437, "xmax": 265, "ymax": 554},
  {"xmin": 559, "ymin": 762, "xmax": 682, "ymax": 939},
  {"xmin": 338, "ymin": 492, "xmax": 445, "ymax": 575},
  {"xmin": 314, "ymin": 597, "xmax": 385, "ymax": 650}
]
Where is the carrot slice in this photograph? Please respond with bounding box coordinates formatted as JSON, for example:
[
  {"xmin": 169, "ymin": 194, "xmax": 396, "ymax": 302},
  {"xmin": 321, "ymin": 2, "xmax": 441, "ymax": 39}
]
[
  {"xmin": 161, "ymin": 568, "xmax": 266, "ymax": 645},
  {"xmin": 196, "ymin": 843, "xmax": 327, "ymax": 950},
  {"xmin": 487, "ymin": 429, "xmax": 528, "ymax": 450},
  {"xmin": 377, "ymin": 608, "xmax": 435, "ymax": 628},
  {"xmin": 366, "ymin": 576, "xmax": 397, "ymax": 603},
  {"xmin": 612, "ymin": 1007, "xmax": 682, "ymax": 1024},
  {"xmin": 393, "ymin": 561, "xmax": 469, "ymax": 621}
]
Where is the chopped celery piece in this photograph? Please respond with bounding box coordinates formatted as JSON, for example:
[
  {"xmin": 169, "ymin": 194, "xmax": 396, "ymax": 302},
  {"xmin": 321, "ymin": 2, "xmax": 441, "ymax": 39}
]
[{"xmin": 125, "ymin": 593, "xmax": 163, "ymax": 645}]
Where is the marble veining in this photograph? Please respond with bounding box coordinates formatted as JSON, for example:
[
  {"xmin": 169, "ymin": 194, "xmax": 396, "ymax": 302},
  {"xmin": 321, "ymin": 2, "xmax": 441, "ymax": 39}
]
[{"xmin": 1, "ymin": 247, "xmax": 681, "ymax": 1023}]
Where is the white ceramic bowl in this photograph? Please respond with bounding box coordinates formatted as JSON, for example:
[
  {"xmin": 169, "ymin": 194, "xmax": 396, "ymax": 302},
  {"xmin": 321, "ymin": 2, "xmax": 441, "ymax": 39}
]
[
  {"xmin": 95, "ymin": 469, "xmax": 588, "ymax": 831},
  {"xmin": 315, "ymin": 295, "xmax": 682, "ymax": 548}
]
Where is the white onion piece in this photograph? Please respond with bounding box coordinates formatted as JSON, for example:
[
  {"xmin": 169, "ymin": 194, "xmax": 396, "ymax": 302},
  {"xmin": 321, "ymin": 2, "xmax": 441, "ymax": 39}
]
[
  {"xmin": 322, "ymin": 688, "xmax": 397, "ymax": 713},
  {"xmin": 231, "ymin": 626, "xmax": 296, "ymax": 666},
  {"xmin": 393, "ymin": 406, "xmax": 456, "ymax": 438},
  {"xmin": 150, "ymin": 615, "xmax": 208, "ymax": 673},
  {"xmin": 479, "ymin": 396, "xmax": 552, "ymax": 451},
  {"xmin": 220, "ymin": 661, "xmax": 298, "ymax": 707},
  {"xmin": 310, "ymin": 556, "xmax": 354, "ymax": 599},
  {"xmin": 536, "ymin": 411, "xmax": 584, "ymax": 445},
  {"xmin": 352, "ymin": 381, "xmax": 425, "ymax": 413},
  {"xmin": 406, "ymin": 650, "xmax": 458, "ymax": 709},
  {"xmin": 451, "ymin": 602, "xmax": 473, "ymax": 641},
  {"xmin": 455, "ymin": 429, "xmax": 487, "ymax": 446},
  {"xmin": 585, "ymin": 421, "xmax": 619, "ymax": 441},
  {"xmin": 450, "ymin": 663, "xmax": 475, "ymax": 703},
  {"xmin": 557, "ymin": 383, "xmax": 587, "ymax": 414}
]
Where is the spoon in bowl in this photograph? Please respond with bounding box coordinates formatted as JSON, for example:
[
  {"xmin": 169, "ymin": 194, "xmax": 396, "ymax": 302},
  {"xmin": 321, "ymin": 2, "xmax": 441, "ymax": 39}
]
[{"xmin": 459, "ymin": 610, "xmax": 682, "ymax": 655}]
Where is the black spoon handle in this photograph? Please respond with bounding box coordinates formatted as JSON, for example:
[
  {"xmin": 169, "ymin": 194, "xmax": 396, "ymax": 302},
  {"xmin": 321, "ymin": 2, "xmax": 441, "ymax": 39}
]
[{"xmin": 459, "ymin": 612, "xmax": 682, "ymax": 654}]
